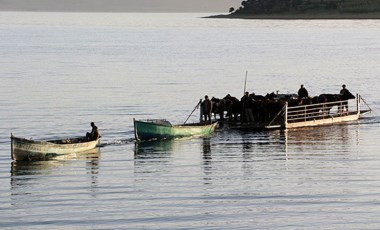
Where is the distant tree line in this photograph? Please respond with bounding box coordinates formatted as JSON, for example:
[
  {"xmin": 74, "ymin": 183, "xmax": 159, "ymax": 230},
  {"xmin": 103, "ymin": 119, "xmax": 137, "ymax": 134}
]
[{"xmin": 229, "ymin": 0, "xmax": 380, "ymax": 14}]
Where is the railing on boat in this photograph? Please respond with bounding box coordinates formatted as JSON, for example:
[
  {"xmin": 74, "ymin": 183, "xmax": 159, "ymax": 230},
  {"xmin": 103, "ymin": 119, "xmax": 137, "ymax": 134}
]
[
  {"xmin": 287, "ymin": 99, "xmax": 358, "ymax": 123},
  {"xmin": 284, "ymin": 94, "xmax": 371, "ymax": 126},
  {"xmin": 267, "ymin": 94, "xmax": 371, "ymax": 129}
]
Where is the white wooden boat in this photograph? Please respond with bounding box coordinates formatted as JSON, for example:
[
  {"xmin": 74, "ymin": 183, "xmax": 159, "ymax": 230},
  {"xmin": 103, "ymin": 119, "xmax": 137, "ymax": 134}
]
[{"xmin": 11, "ymin": 134, "xmax": 100, "ymax": 161}]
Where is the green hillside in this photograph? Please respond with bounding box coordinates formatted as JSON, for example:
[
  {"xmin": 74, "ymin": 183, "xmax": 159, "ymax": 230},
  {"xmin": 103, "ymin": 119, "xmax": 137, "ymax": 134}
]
[{"xmin": 225, "ymin": 0, "xmax": 380, "ymax": 18}]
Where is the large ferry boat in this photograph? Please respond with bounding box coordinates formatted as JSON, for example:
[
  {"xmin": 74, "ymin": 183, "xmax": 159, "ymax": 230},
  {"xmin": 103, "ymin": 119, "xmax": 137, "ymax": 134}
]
[{"xmin": 206, "ymin": 93, "xmax": 371, "ymax": 131}]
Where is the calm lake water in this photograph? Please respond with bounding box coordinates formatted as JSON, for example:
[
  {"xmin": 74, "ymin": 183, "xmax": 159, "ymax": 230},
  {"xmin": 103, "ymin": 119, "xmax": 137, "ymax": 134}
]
[{"xmin": 1, "ymin": 12, "xmax": 380, "ymax": 229}]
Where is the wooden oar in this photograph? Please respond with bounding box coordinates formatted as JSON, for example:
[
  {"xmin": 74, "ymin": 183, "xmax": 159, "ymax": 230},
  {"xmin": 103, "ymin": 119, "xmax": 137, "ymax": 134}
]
[
  {"xmin": 243, "ymin": 71, "xmax": 248, "ymax": 94},
  {"xmin": 184, "ymin": 99, "xmax": 202, "ymax": 124}
]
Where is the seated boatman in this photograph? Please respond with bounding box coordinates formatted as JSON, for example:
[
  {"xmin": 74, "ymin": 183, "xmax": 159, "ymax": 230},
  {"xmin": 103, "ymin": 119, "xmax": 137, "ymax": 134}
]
[{"xmin": 86, "ymin": 122, "xmax": 100, "ymax": 140}]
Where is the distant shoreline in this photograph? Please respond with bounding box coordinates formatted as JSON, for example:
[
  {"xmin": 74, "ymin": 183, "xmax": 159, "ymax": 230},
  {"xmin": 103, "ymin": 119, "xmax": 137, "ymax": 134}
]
[{"xmin": 207, "ymin": 12, "xmax": 380, "ymax": 20}]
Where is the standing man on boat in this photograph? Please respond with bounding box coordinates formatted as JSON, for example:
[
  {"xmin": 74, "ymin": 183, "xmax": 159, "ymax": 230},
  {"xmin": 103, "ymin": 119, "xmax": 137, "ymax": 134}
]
[
  {"xmin": 340, "ymin": 84, "xmax": 355, "ymax": 100},
  {"xmin": 86, "ymin": 122, "xmax": 100, "ymax": 140},
  {"xmin": 298, "ymin": 84, "xmax": 309, "ymax": 99},
  {"xmin": 339, "ymin": 84, "xmax": 355, "ymax": 113},
  {"xmin": 241, "ymin": 91, "xmax": 255, "ymax": 123},
  {"xmin": 201, "ymin": 95, "xmax": 212, "ymax": 123}
]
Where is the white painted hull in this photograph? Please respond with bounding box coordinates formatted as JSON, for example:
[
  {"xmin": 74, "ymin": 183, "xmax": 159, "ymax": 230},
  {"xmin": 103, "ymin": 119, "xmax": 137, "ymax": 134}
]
[
  {"xmin": 11, "ymin": 135, "xmax": 100, "ymax": 161},
  {"xmin": 286, "ymin": 112, "xmax": 361, "ymax": 129}
]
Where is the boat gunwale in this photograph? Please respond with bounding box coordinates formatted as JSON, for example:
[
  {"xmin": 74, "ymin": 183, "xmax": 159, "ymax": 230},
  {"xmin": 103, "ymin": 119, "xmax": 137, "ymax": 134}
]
[
  {"xmin": 134, "ymin": 119, "xmax": 217, "ymax": 128},
  {"xmin": 11, "ymin": 135, "xmax": 99, "ymax": 146},
  {"xmin": 133, "ymin": 119, "xmax": 218, "ymax": 141}
]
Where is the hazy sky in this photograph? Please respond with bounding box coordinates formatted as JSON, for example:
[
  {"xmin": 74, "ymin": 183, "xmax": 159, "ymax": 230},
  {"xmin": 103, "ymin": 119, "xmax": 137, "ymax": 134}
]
[{"xmin": 0, "ymin": 0, "xmax": 242, "ymax": 12}]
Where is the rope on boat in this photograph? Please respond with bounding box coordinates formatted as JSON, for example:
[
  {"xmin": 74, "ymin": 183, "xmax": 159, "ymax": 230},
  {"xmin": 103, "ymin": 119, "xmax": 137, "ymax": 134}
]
[
  {"xmin": 184, "ymin": 99, "xmax": 202, "ymax": 124},
  {"xmin": 268, "ymin": 104, "xmax": 287, "ymax": 127},
  {"xmin": 360, "ymin": 95, "xmax": 372, "ymax": 112}
]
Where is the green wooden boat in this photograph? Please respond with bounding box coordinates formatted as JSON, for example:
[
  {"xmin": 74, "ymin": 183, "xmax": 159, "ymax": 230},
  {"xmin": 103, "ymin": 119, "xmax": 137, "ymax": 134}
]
[{"xmin": 133, "ymin": 119, "xmax": 218, "ymax": 141}]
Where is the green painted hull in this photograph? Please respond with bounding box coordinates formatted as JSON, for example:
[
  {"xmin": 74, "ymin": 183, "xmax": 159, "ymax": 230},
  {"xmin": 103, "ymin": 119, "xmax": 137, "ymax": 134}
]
[{"xmin": 134, "ymin": 119, "xmax": 217, "ymax": 141}]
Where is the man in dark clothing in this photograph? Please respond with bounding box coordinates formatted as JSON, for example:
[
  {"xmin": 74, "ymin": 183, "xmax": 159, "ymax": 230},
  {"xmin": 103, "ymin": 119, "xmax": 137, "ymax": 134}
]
[
  {"xmin": 298, "ymin": 84, "xmax": 309, "ymax": 99},
  {"xmin": 201, "ymin": 95, "xmax": 212, "ymax": 122},
  {"xmin": 339, "ymin": 84, "xmax": 355, "ymax": 113},
  {"xmin": 86, "ymin": 122, "xmax": 100, "ymax": 140},
  {"xmin": 241, "ymin": 91, "xmax": 255, "ymax": 122},
  {"xmin": 339, "ymin": 84, "xmax": 355, "ymax": 100}
]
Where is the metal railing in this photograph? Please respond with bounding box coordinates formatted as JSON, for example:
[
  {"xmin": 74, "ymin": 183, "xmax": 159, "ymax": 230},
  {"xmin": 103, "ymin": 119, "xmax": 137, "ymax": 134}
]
[{"xmin": 286, "ymin": 98, "xmax": 358, "ymax": 123}]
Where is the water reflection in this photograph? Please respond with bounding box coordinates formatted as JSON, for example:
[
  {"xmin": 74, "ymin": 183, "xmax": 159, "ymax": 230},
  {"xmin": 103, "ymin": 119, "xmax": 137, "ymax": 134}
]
[
  {"xmin": 233, "ymin": 124, "xmax": 356, "ymax": 153},
  {"xmin": 134, "ymin": 140, "xmax": 175, "ymax": 157},
  {"xmin": 216, "ymin": 124, "xmax": 357, "ymax": 162},
  {"xmin": 85, "ymin": 150, "xmax": 100, "ymax": 195},
  {"xmin": 285, "ymin": 123, "xmax": 354, "ymax": 150},
  {"xmin": 10, "ymin": 148, "xmax": 100, "ymax": 202},
  {"xmin": 133, "ymin": 140, "xmax": 175, "ymax": 174},
  {"xmin": 202, "ymin": 138, "xmax": 211, "ymax": 157},
  {"xmin": 241, "ymin": 133, "xmax": 253, "ymax": 154},
  {"xmin": 238, "ymin": 130, "xmax": 287, "ymax": 155},
  {"xmin": 282, "ymin": 123, "xmax": 362, "ymax": 162},
  {"xmin": 201, "ymin": 138, "xmax": 213, "ymax": 185}
]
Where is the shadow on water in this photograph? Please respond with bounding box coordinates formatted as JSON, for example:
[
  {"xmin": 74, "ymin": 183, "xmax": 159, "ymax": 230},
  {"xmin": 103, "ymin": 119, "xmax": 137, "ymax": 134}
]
[{"xmin": 10, "ymin": 148, "xmax": 100, "ymax": 199}]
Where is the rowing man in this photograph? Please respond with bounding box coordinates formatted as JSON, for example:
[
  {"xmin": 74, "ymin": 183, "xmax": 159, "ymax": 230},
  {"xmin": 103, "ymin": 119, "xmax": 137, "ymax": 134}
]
[{"xmin": 86, "ymin": 122, "xmax": 100, "ymax": 140}]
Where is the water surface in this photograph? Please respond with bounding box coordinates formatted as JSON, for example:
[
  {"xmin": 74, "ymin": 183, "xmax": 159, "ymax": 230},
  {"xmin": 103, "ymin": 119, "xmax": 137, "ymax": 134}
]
[{"xmin": 0, "ymin": 12, "xmax": 380, "ymax": 229}]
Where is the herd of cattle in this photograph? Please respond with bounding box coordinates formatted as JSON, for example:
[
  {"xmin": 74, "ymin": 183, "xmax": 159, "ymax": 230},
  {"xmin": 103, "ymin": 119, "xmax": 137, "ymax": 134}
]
[{"xmin": 201, "ymin": 92, "xmax": 356, "ymax": 123}]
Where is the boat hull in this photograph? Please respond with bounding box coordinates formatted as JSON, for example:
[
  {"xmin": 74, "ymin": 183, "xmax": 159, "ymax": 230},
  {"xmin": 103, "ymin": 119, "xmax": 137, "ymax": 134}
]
[
  {"xmin": 11, "ymin": 135, "xmax": 100, "ymax": 161},
  {"xmin": 134, "ymin": 119, "xmax": 218, "ymax": 141},
  {"xmin": 220, "ymin": 109, "xmax": 370, "ymax": 131},
  {"xmin": 286, "ymin": 112, "xmax": 359, "ymax": 129}
]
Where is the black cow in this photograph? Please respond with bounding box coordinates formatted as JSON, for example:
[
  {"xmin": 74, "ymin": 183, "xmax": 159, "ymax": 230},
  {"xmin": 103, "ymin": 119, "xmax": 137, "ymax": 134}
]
[
  {"xmin": 223, "ymin": 94, "xmax": 241, "ymax": 121},
  {"xmin": 318, "ymin": 94, "xmax": 342, "ymax": 115},
  {"xmin": 211, "ymin": 97, "xmax": 225, "ymax": 120}
]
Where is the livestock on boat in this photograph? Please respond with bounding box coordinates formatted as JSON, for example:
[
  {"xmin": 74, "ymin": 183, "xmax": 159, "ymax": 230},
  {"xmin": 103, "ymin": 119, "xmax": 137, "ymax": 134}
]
[
  {"xmin": 133, "ymin": 119, "xmax": 218, "ymax": 141},
  {"xmin": 206, "ymin": 93, "xmax": 371, "ymax": 130},
  {"xmin": 11, "ymin": 134, "xmax": 100, "ymax": 161}
]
